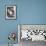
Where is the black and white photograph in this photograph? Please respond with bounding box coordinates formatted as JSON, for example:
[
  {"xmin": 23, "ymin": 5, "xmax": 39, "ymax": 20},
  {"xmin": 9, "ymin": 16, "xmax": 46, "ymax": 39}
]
[
  {"xmin": 5, "ymin": 5, "xmax": 16, "ymax": 20},
  {"xmin": 18, "ymin": 25, "xmax": 46, "ymax": 46}
]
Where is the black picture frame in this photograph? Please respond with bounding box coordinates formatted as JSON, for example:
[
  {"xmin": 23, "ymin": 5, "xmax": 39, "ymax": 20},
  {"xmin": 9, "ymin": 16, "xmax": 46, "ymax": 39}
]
[{"xmin": 5, "ymin": 5, "xmax": 16, "ymax": 20}]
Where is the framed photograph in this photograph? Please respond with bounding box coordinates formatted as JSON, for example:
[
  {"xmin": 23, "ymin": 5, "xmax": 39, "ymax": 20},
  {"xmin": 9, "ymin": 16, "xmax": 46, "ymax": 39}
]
[
  {"xmin": 5, "ymin": 5, "xmax": 16, "ymax": 20},
  {"xmin": 18, "ymin": 24, "xmax": 46, "ymax": 42}
]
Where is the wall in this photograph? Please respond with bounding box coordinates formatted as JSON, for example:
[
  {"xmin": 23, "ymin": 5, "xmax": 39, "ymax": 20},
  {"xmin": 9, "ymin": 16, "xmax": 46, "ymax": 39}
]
[
  {"xmin": 19, "ymin": 0, "xmax": 46, "ymax": 24},
  {"xmin": 0, "ymin": 0, "xmax": 46, "ymax": 44}
]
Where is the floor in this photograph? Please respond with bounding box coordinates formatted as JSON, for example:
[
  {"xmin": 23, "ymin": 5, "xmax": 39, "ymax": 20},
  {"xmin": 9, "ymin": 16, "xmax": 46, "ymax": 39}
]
[
  {"xmin": 19, "ymin": 39, "xmax": 46, "ymax": 46},
  {"xmin": 0, "ymin": 44, "xmax": 18, "ymax": 46},
  {"xmin": 0, "ymin": 40, "xmax": 46, "ymax": 46}
]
